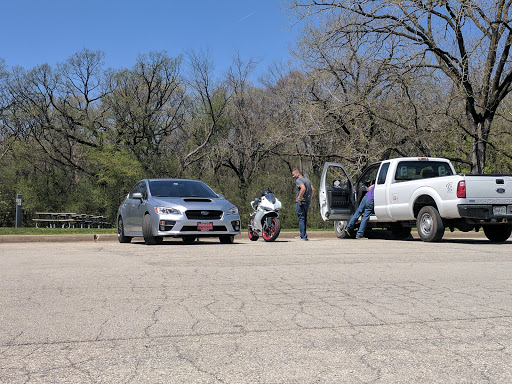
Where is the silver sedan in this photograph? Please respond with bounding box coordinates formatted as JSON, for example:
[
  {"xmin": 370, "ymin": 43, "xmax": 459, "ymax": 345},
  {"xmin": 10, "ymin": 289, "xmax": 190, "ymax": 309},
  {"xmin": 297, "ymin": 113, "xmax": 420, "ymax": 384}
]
[{"xmin": 117, "ymin": 179, "xmax": 241, "ymax": 245}]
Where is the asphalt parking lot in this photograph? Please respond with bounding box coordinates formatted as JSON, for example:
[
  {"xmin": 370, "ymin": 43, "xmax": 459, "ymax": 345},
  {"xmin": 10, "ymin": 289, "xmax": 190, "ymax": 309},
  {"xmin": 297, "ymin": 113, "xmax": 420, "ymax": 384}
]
[{"xmin": 1, "ymin": 232, "xmax": 511, "ymax": 383}]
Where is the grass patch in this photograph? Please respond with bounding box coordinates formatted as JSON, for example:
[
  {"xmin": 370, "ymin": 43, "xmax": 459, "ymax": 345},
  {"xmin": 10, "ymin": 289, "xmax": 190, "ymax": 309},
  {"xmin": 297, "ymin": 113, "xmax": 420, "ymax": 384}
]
[{"xmin": 0, "ymin": 227, "xmax": 117, "ymax": 236}]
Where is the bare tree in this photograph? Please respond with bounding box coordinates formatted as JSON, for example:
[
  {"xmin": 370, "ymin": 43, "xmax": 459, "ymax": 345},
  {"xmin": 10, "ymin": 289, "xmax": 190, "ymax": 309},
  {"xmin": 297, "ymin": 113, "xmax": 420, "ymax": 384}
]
[
  {"xmin": 288, "ymin": 0, "xmax": 512, "ymax": 173},
  {"xmin": 212, "ymin": 54, "xmax": 289, "ymax": 199},
  {"xmin": 284, "ymin": 35, "xmax": 434, "ymax": 171},
  {"xmin": 178, "ymin": 49, "xmax": 232, "ymax": 171},
  {"xmin": 7, "ymin": 66, "xmax": 94, "ymax": 174},
  {"xmin": 56, "ymin": 49, "xmax": 109, "ymax": 140},
  {"xmin": 104, "ymin": 51, "xmax": 186, "ymax": 174},
  {"xmin": 2, "ymin": 49, "xmax": 112, "ymax": 177},
  {"xmin": 0, "ymin": 59, "xmax": 18, "ymax": 161}
]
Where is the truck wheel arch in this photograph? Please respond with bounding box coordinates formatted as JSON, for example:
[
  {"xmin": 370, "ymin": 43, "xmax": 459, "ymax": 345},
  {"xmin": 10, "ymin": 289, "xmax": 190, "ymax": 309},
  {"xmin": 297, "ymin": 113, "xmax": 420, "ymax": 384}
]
[{"xmin": 413, "ymin": 195, "xmax": 438, "ymax": 218}]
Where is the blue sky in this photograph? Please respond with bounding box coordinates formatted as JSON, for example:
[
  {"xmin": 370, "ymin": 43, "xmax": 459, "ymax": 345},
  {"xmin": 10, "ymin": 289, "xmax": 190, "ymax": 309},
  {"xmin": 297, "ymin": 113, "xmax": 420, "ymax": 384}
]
[{"xmin": 0, "ymin": 0, "xmax": 298, "ymax": 79}]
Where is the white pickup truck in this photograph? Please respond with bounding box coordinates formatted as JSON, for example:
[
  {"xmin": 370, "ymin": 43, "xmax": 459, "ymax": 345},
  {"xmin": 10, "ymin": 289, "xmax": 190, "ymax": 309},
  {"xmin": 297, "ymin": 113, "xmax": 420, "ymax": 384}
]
[{"xmin": 319, "ymin": 157, "xmax": 512, "ymax": 242}]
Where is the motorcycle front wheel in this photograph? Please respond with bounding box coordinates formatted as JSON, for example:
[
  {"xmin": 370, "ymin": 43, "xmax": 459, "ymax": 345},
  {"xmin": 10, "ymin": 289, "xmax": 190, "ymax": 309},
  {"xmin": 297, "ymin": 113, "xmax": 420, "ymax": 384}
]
[{"xmin": 262, "ymin": 217, "xmax": 281, "ymax": 242}]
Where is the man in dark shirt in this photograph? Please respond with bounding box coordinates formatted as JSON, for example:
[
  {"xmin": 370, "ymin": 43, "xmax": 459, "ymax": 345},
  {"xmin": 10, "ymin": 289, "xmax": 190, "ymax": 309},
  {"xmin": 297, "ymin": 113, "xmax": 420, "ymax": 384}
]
[{"xmin": 292, "ymin": 168, "xmax": 315, "ymax": 240}]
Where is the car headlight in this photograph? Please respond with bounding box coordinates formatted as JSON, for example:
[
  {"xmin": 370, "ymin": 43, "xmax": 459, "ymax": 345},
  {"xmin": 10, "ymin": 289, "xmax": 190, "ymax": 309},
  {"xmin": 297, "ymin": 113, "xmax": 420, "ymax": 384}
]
[
  {"xmin": 226, "ymin": 206, "xmax": 238, "ymax": 215},
  {"xmin": 155, "ymin": 207, "xmax": 181, "ymax": 215}
]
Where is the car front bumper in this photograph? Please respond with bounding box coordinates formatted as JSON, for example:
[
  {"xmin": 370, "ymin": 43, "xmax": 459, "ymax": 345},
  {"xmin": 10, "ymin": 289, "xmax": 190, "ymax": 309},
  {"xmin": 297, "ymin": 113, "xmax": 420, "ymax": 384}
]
[{"xmin": 154, "ymin": 215, "xmax": 241, "ymax": 237}]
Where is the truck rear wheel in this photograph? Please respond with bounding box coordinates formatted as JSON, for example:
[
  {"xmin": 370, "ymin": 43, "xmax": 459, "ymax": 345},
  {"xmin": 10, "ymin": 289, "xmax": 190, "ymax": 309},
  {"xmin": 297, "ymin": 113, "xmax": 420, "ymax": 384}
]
[
  {"xmin": 483, "ymin": 225, "xmax": 512, "ymax": 242},
  {"xmin": 417, "ymin": 206, "xmax": 444, "ymax": 242}
]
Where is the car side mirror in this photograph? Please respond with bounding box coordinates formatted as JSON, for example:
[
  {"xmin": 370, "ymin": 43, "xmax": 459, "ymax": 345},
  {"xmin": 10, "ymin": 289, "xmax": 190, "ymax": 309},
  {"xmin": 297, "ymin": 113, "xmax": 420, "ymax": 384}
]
[
  {"xmin": 217, "ymin": 194, "xmax": 225, "ymax": 199},
  {"xmin": 132, "ymin": 192, "xmax": 143, "ymax": 200}
]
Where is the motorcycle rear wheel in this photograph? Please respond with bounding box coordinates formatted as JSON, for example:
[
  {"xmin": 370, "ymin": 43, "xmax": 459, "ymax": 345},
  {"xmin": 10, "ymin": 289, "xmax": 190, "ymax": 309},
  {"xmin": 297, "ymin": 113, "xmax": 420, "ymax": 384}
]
[
  {"xmin": 248, "ymin": 229, "xmax": 259, "ymax": 241},
  {"xmin": 248, "ymin": 217, "xmax": 259, "ymax": 241}
]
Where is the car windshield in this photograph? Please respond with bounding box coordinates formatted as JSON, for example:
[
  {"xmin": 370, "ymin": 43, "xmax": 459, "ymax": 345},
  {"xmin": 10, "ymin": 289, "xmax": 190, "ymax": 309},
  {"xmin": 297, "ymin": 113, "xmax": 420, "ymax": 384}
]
[{"xmin": 148, "ymin": 180, "xmax": 218, "ymax": 198}]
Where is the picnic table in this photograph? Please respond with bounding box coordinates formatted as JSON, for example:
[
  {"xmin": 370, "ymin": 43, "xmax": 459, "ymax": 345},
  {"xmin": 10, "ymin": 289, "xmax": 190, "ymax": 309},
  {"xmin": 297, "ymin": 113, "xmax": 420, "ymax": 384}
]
[{"xmin": 32, "ymin": 212, "xmax": 111, "ymax": 229}]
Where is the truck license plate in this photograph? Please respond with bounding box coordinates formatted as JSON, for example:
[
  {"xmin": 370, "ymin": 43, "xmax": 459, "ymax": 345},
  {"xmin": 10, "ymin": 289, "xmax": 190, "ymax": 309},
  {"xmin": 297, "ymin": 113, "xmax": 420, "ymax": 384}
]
[
  {"xmin": 197, "ymin": 222, "xmax": 213, "ymax": 231},
  {"xmin": 493, "ymin": 206, "xmax": 506, "ymax": 215}
]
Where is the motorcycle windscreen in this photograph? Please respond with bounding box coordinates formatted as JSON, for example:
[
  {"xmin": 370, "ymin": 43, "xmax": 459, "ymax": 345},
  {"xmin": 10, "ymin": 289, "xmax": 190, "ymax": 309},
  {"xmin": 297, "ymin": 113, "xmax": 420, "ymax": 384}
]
[{"xmin": 319, "ymin": 162, "xmax": 355, "ymax": 221}]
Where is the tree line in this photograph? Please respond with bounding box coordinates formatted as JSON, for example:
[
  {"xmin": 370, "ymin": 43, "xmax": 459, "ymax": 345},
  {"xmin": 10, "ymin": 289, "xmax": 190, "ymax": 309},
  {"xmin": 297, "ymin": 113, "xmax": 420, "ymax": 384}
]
[{"xmin": 1, "ymin": 0, "xmax": 512, "ymax": 228}]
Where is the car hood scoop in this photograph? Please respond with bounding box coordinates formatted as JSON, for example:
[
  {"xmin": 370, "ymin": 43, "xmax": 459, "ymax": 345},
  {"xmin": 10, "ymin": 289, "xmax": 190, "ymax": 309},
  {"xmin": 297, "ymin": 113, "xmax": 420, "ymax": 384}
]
[{"xmin": 183, "ymin": 198, "xmax": 213, "ymax": 203}]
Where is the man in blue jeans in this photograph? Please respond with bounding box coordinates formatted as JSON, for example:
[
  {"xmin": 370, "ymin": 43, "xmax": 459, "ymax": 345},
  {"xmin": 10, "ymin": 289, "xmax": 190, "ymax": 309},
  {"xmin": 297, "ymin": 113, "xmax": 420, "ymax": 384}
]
[
  {"xmin": 345, "ymin": 184, "xmax": 375, "ymax": 239},
  {"xmin": 292, "ymin": 168, "xmax": 315, "ymax": 240}
]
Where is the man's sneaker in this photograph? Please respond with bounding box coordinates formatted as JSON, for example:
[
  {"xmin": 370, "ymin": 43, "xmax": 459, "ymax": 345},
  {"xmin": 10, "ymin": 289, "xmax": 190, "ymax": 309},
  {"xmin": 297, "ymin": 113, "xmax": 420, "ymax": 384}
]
[{"xmin": 355, "ymin": 236, "xmax": 366, "ymax": 239}]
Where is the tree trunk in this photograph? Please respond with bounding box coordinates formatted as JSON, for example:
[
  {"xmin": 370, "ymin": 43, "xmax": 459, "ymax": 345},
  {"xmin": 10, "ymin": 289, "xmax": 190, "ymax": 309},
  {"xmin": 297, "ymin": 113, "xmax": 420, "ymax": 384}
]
[{"xmin": 468, "ymin": 116, "xmax": 491, "ymax": 174}]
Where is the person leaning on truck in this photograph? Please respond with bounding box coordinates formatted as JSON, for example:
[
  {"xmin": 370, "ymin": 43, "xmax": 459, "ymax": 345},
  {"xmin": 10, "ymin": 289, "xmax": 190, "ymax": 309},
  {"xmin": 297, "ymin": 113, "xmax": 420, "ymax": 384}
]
[
  {"xmin": 292, "ymin": 168, "xmax": 315, "ymax": 241},
  {"xmin": 345, "ymin": 184, "xmax": 375, "ymax": 239}
]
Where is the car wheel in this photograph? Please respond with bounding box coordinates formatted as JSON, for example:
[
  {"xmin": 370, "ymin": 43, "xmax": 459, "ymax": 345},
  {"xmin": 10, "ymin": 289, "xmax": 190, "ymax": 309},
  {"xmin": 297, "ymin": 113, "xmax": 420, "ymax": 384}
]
[
  {"xmin": 483, "ymin": 225, "xmax": 512, "ymax": 242},
  {"xmin": 182, "ymin": 236, "xmax": 196, "ymax": 244},
  {"xmin": 117, "ymin": 217, "xmax": 132, "ymax": 243},
  {"xmin": 219, "ymin": 235, "xmax": 235, "ymax": 244},
  {"xmin": 416, "ymin": 206, "xmax": 444, "ymax": 242},
  {"xmin": 334, "ymin": 220, "xmax": 352, "ymax": 239},
  {"xmin": 143, "ymin": 214, "xmax": 163, "ymax": 245}
]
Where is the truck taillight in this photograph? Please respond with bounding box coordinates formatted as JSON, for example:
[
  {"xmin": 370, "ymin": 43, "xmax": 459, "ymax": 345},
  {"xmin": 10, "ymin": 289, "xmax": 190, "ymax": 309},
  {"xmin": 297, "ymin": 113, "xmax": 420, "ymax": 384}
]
[{"xmin": 457, "ymin": 181, "xmax": 466, "ymax": 198}]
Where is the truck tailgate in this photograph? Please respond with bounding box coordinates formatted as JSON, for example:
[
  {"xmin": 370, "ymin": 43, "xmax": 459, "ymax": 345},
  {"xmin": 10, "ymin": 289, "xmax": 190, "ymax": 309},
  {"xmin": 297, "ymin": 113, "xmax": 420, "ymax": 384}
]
[{"xmin": 465, "ymin": 175, "xmax": 512, "ymax": 199}]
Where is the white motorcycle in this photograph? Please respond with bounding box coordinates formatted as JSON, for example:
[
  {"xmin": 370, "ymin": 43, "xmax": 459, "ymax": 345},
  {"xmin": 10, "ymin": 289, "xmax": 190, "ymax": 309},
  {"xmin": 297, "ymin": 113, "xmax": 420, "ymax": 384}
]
[{"xmin": 248, "ymin": 189, "xmax": 282, "ymax": 242}]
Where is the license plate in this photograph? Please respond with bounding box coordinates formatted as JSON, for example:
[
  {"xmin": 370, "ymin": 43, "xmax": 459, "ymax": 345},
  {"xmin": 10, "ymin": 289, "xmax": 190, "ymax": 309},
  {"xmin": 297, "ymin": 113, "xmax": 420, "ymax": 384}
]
[
  {"xmin": 197, "ymin": 222, "xmax": 213, "ymax": 231},
  {"xmin": 493, "ymin": 206, "xmax": 506, "ymax": 215}
]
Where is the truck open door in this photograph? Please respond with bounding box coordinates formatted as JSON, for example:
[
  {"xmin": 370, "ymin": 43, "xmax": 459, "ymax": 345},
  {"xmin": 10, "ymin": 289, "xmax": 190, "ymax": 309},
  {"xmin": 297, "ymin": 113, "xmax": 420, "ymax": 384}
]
[{"xmin": 319, "ymin": 162, "xmax": 355, "ymax": 222}]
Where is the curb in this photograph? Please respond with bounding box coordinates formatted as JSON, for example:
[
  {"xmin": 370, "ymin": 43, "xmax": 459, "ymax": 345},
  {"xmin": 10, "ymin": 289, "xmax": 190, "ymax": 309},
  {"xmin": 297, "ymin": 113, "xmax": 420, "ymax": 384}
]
[
  {"xmin": 0, "ymin": 230, "xmax": 488, "ymax": 243},
  {"xmin": 0, "ymin": 232, "xmax": 335, "ymax": 243},
  {"xmin": 0, "ymin": 234, "xmax": 119, "ymax": 243}
]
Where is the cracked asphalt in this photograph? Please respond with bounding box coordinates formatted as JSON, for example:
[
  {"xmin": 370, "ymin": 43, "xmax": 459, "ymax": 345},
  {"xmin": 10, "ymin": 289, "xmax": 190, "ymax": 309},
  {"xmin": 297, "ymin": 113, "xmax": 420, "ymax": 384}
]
[{"xmin": 0, "ymin": 234, "xmax": 511, "ymax": 383}]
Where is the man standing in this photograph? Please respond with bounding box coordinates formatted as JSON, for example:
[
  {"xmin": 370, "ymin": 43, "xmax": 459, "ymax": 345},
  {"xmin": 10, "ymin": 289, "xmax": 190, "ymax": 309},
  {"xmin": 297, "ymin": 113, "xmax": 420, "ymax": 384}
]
[
  {"xmin": 345, "ymin": 184, "xmax": 375, "ymax": 239},
  {"xmin": 292, "ymin": 168, "xmax": 315, "ymax": 241}
]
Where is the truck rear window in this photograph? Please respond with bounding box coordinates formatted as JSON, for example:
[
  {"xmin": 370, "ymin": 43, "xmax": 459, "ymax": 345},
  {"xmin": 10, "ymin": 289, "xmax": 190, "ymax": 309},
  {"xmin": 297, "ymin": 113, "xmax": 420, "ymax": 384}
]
[{"xmin": 394, "ymin": 161, "xmax": 453, "ymax": 181}]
